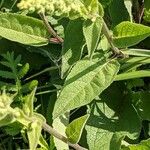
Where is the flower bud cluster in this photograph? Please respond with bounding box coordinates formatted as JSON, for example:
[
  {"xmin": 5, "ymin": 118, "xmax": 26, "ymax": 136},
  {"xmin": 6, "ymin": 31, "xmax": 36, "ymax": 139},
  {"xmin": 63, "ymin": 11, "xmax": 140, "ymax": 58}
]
[{"xmin": 18, "ymin": 0, "xmax": 99, "ymax": 20}]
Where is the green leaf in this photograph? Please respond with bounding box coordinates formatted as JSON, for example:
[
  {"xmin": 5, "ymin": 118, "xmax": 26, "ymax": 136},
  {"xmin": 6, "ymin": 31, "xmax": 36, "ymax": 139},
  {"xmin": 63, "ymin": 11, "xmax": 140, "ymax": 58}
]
[
  {"xmin": 61, "ymin": 19, "xmax": 84, "ymax": 78},
  {"xmin": 27, "ymin": 121, "xmax": 43, "ymax": 150},
  {"xmin": 109, "ymin": 0, "xmax": 129, "ymax": 27},
  {"xmin": 99, "ymin": 0, "xmax": 112, "ymax": 8},
  {"xmin": 39, "ymin": 135, "xmax": 50, "ymax": 150},
  {"xmin": 113, "ymin": 21, "xmax": 150, "ymax": 48},
  {"xmin": 23, "ymin": 88, "xmax": 36, "ymax": 117},
  {"xmin": 82, "ymin": 0, "xmax": 104, "ymax": 17},
  {"xmin": 53, "ymin": 113, "xmax": 69, "ymax": 150},
  {"xmin": 132, "ymin": 92, "xmax": 150, "ymax": 121},
  {"xmin": 85, "ymin": 83, "xmax": 141, "ymax": 150},
  {"xmin": 122, "ymin": 49, "xmax": 150, "ymax": 57},
  {"xmin": 0, "ymin": 13, "xmax": 49, "ymax": 46},
  {"xmin": 120, "ymin": 57, "xmax": 150, "ymax": 72},
  {"xmin": 83, "ymin": 17, "xmax": 103, "ymax": 58},
  {"xmin": 115, "ymin": 70, "xmax": 150, "ymax": 81},
  {"xmin": 123, "ymin": 138, "xmax": 150, "ymax": 150},
  {"xmin": 0, "ymin": 70, "xmax": 15, "ymax": 79},
  {"xmin": 66, "ymin": 114, "xmax": 89, "ymax": 144},
  {"xmin": 144, "ymin": 0, "xmax": 150, "ymax": 22},
  {"xmin": 21, "ymin": 80, "xmax": 38, "ymax": 93},
  {"xmin": 53, "ymin": 55, "xmax": 120, "ymax": 118},
  {"xmin": 18, "ymin": 63, "xmax": 30, "ymax": 79},
  {"xmin": 124, "ymin": 0, "xmax": 133, "ymax": 22}
]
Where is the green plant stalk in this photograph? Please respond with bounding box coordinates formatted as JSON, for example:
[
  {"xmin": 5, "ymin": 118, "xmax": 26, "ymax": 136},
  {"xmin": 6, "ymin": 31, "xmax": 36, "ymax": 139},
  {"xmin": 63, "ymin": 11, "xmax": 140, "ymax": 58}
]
[
  {"xmin": 115, "ymin": 70, "xmax": 150, "ymax": 81},
  {"xmin": 39, "ymin": 12, "xmax": 64, "ymax": 43},
  {"xmin": 42, "ymin": 123, "xmax": 87, "ymax": 150},
  {"xmin": 25, "ymin": 66, "xmax": 59, "ymax": 81},
  {"xmin": 36, "ymin": 89, "xmax": 58, "ymax": 95},
  {"xmin": 102, "ymin": 20, "xmax": 122, "ymax": 56}
]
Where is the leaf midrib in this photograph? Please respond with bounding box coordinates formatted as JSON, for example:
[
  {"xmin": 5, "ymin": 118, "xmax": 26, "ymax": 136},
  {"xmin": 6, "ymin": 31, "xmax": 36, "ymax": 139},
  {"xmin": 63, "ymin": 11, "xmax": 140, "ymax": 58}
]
[{"xmin": 55, "ymin": 60, "xmax": 111, "ymax": 118}]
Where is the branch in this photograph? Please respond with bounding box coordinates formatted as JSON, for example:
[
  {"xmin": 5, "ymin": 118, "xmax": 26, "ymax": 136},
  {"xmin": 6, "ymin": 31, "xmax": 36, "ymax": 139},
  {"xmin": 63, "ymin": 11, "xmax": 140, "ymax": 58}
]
[
  {"xmin": 39, "ymin": 13, "xmax": 64, "ymax": 43},
  {"xmin": 42, "ymin": 123, "xmax": 87, "ymax": 150}
]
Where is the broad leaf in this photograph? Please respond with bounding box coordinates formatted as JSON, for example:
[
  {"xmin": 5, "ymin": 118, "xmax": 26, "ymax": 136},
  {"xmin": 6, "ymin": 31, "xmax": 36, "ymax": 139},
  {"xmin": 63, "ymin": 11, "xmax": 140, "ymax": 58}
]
[
  {"xmin": 113, "ymin": 21, "xmax": 150, "ymax": 48},
  {"xmin": 85, "ymin": 83, "xmax": 141, "ymax": 150},
  {"xmin": 61, "ymin": 19, "xmax": 84, "ymax": 78},
  {"xmin": 53, "ymin": 55, "xmax": 120, "ymax": 118},
  {"xmin": 122, "ymin": 138, "xmax": 150, "ymax": 150},
  {"xmin": 83, "ymin": 17, "xmax": 103, "ymax": 58},
  {"xmin": 132, "ymin": 92, "xmax": 150, "ymax": 121},
  {"xmin": 0, "ymin": 13, "xmax": 49, "ymax": 46},
  {"xmin": 66, "ymin": 114, "xmax": 89, "ymax": 144}
]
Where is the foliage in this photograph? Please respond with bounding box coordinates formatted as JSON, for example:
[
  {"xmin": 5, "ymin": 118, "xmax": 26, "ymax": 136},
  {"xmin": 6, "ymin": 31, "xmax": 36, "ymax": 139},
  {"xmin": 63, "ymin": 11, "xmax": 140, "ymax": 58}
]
[{"xmin": 0, "ymin": 0, "xmax": 150, "ymax": 150}]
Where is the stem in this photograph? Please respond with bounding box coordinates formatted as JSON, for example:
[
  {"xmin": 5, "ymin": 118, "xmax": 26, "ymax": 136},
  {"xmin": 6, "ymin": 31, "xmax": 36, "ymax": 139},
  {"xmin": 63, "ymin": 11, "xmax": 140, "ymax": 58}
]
[
  {"xmin": 42, "ymin": 123, "xmax": 87, "ymax": 150},
  {"xmin": 102, "ymin": 20, "xmax": 121, "ymax": 55},
  {"xmin": 36, "ymin": 89, "xmax": 58, "ymax": 95},
  {"xmin": 25, "ymin": 66, "xmax": 59, "ymax": 81},
  {"xmin": 39, "ymin": 13, "xmax": 64, "ymax": 43}
]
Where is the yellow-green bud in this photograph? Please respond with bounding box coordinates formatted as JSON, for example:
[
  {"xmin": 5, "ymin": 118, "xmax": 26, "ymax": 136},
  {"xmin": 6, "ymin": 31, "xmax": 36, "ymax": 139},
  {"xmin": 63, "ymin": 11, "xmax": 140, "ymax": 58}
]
[{"xmin": 18, "ymin": 0, "xmax": 101, "ymax": 21}]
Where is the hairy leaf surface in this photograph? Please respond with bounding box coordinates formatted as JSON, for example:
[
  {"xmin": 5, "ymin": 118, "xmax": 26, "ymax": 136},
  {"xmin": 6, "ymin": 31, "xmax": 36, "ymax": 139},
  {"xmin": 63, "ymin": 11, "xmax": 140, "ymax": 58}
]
[
  {"xmin": 85, "ymin": 83, "xmax": 141, "ymax": 150},
  {"xmin": 53, "ymin": 55, "xmax": 120, "ymax": 118},
  {"xmin": 66, "ymin": 114, "xmax": 89, "ymax": 144},
  {"xmin": 0, "ymin": 13, "xmax": 49, "ymax": 46},
  {"xmin": 83, "ymin": 17, "xmax": 103, "ymax": 58},
  {"xmin": 113, "ymin": 22, "xmax": 150, "ymax": 48},
  {"xmin": 61, "ymin": 19, "xmax": 84, "ymax": 78}
]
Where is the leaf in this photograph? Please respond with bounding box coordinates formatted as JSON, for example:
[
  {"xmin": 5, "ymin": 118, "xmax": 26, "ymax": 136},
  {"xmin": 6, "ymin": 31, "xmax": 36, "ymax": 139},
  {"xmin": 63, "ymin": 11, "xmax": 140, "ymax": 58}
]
[
  {"xmin": 18, "ymin": 63, "xmax": 30, "ymax": 79},
  {"xmin": 132, "ymin": 92, "xmax": 150, "ymax": 121},
  {"xmin": 115, "ymin": 70, "xmax": 150, "ymax": 81},
  {"xmin": 113, "ymin": 21, "xmax": 150, "ymax": 48},
  {"xmin": 83, "ymin": 17, "xmax": 103, "ymax": 58},
  {"xmin": 61, "ymin": 19, "xmax": 84, "ymax": 78},
  {"xmin": 123, "ymin": 138, "xmax": 150, "ymax": 150},
  {"xmin": 124, "ymin": 0, "xmax": 133, "ymax": 22},
  {"xmin": 82, "ymin": 0, "xmax": 104, "ymax": 17},
  {"xmin": 53, "ymin": 113, "xmax": 69, "ymax": 150},
  {"xmin": 0, "ymin": 70, "xmax": 15, "ymax": 79},
  {"xmin": 109, "ymin": 0, "xmax": 129, "ymax": 27},
  {"xmin": 122, "ymin": 49, "xmax": 150, "ymax": 57},
  {"xmin": 23, "ymin": 88, "xmax": 36, "ymax": 117},
  {"xmin": 66, "ymin": 114, "xmax": 89, "ymax": 144},
  {"xmin": 85, "ymin": 83, "xmax": 141, "ymax": 150},
  {"xmin": 53, "ymin": 55, "xmax": 120, "ymax": 118},
  {"xmin": 21, "ymin": 80, "xmax": 38, "ymax": 93},
  {"xmin": 27, "ymin": 121, "xmax": 43, "ymax": 150},
  {"xmin": 120, "ymin": 57, "xmax": 150, "ymax": 72},
  {"xmin": 99, "ymin": 0, "xmax": 112, "ymax": 8},
  {"xmin": 144, "ymin": 0, "xmax": 150, "ymax": 22},
  {"xmin": 0, "ymin": 113, "xmax": 16, "ymax": 127},
  {"xmin": 0, "ymin": 13, "xmax": 49, "ymax": 46},
  {"xmin": 39, "ymin": 135, "xmax": 50, "ymax": 150}
]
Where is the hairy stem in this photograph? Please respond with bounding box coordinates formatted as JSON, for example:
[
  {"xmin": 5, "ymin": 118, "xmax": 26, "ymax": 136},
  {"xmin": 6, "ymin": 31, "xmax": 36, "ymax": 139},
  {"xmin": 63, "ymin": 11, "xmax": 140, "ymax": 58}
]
[
  {"xmin": 39, "ymin": 12, "xmax": 64, "ymax": 43},
  {"xmin": 42, "ymin": 123, "xmax": 87, "ymax": 150},
  {"xmin": 102, "ymin": 20, "xmax": 121, "ymax": 55}
]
